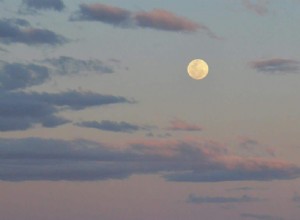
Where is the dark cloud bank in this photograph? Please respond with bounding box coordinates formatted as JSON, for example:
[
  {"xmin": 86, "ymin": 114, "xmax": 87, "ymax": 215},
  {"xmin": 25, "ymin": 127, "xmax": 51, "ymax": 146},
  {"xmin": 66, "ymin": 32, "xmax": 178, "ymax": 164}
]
[{"xmin": 0, "ymin": 138, "xmax": 299, "ymax": 182}]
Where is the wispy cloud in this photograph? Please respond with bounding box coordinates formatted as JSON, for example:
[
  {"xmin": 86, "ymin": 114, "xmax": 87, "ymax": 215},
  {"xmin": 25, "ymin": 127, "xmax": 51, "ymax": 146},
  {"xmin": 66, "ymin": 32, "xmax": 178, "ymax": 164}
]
[
  {"xmin": 241, "ymin": 213, "xmax": 283, "ymax": 220},
  {"xmin": 242, "ymin": 0, "xmax": 269, "ymax": 16},
  {"xmin": 187, "ymin": 194, "xmax": 261, "ymax": 204},
  {"xmin": 70, "ymin": 3, "xmax": 218, "ymax": 37},
  {"xmin": 0, "ymin": 91, "xmax": 132, "ymax": 131},
  {"xmin": 42, "ymin": 56, "xmax": 114, "ymax": 75},
  {"xmin": 0, "ymin": 138, "xmax": 299, "ymax": 181},
  {"xmin": 0, "ymin": 18, "xmax": 67, "ymax": 45},
  {"xmin": 21, "ymin": 0, "xmax": 65, "ymax": 12},
  {"xmin": 167, "ymin": 119, "xmax": 202, "ymax": 131},
  {"xmin": 77, "ymin": 120, "xmax": 146, "ymax": 133},
  {"xmin": 250, "ymin": 58, "xmax": 299, "ymax": 73}
]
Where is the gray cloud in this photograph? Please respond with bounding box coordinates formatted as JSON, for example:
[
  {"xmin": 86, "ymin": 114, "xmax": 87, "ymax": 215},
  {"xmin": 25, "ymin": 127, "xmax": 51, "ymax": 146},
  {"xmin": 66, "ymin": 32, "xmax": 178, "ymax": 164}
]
[
  {"xmin": 77, "ymin": 120, "xmax": 146, "ymax": 133},
  {"xmin": 241, "ymin": 213, "xmax": 283, "ymax": 220},
  {"xmin": 21, "ymin": 0, "xmax": 65, "ymax": 11},
  {"xmin": 0, "ymin": 138, "xmax": 299, "ymax": 182},
  {"xmin": 70, "ymin": 3, "xmax": 131, "ymax": 26},
  {"xmin": 187, "ymin": 194, "xmax": 260, "ymax": 204},
  {"xmin": 0, "ymin": 61, "xmax": 49, "ymax": 91},
  {"xmin": 0, "ymin": 58, "xmax": 116, "ymax": 92},
  {"xmin": 0, "ymin": 18, "xmax": 67, "ymax": 45},
  {"xmin": 70, "ymin": 3, "xmax": 218, "ymax": 37},
  {"xmin": 43, "ymin": 56, "xmax": 114, "ymax": 75},
  {"xmin": 250, "ymin": 58, "xmax": 299, "ymax": 73},
  {"xmin": 0, "ymin": 91, "xmax": 131, "ymax": 131}
]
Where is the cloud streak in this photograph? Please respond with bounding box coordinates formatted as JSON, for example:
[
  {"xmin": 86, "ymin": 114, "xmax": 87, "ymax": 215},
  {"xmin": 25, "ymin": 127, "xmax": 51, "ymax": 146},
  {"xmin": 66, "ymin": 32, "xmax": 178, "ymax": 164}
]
[
  {"xmin": 77, "ymin": 120, "xmax": 146, "ymax": 133},
  {"xmin": 0, "ymin": 18, "xmax": 67, "ymax": 45},
  {"xmin": 70, "ymin": 3, "xmax": 131, "ymax": 26},
  {"xmin": 0, "ymin": 138, "xmax": 299, "ymax": 181},
  {"xmin": 21, "ymin": 0, "xmax": 65, "ymax": 11},
  {"xmin": 187, "ymin": 194, "xmax": 261, "ymax": 204},
  {"xmin": 134, "ymin": 9, "xmax": 199, "ymax": 32},
  {"xmin": 42, "ymin": 56, "xmax": 114, "ymax": 75},
  {"xmin": 0, "ymin": 91, "xmax": 132, "ymax": 131},
  {"xmin": 250, "ymin": 58, "xmax": 299, "ymax": 73},
  {"xmin": 70, "ymin": 3, "xmax": 217, "ymax": 37}
]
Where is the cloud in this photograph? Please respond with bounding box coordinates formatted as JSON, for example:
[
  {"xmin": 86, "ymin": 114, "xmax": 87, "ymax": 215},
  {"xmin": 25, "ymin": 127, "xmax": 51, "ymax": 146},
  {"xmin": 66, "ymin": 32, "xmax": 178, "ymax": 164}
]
[
  {"xmin": 187, "ymin": 194, "xmax": 260, "ymax": 204},
  {"xmin": 241, "ymin": 213, "xmax": 283, "ymax": 220},
  {"xmin": 0, "ymin": 58, "xmax": 116, "ymax": 92},
  {"xmin": 70, "ymin": 3, "xmax": 131, "ymax": 26},
  {"xmin": 167, "ymin": 119, "xmax": 202, "ymax": 131},
  {"xmin": 0, "ymin": 91, "xmax": 132, "ymax": 131},
  {"xmin": 134, "ymin": 9, "xmax": 200, "ymax": 32},
  {"xmin": 0, "ymin": 18, "xmax": 67, "ymax": 45},
  {"xmin": 0, "ymin": 138, "xmax": 299, "ymax": 181},
  {"xmin": 250, "ymin": 58, "xmax": 299, "ymax": 73},
  {"xmin": 242, "ymin": 0, "xmax": 269, "ymax": 16},
  {"xmin": 0, "ymin": 61, "xmax": 50, "ymax": 91},
  {"xmin": 21, "ymin": 0, "xmax": 65, "ymax": 12},
  {"xmin": 77, "ymin": 120, "xmax": 146, "ymax": 133},
  {"xmin": 70, "ymin": 3, "xmax": 218, "ymax": 37},
  {"xmin": 42, "ymin": 56, "xmax": 114, "ymax": 75}
]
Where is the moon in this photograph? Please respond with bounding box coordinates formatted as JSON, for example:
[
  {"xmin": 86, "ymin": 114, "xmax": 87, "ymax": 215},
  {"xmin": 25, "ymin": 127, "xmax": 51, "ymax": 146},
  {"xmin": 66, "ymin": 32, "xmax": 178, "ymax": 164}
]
[{"xmin": 187, "ymin": 59, "xmax": 209, "ymax": 80}]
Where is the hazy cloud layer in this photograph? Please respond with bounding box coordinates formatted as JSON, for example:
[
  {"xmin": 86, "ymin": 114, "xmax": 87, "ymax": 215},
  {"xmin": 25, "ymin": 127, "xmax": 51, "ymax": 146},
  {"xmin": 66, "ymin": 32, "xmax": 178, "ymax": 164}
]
[
  {"xmin": 0, "ymin": 91, "xmax": 131, "ymax": 131},
  {"xmin": 0, "ymin": 18, "xmax": 67, "ymax": 45},
  {"xmin": 167, "ymin": 119, "xmax": 202, "ymax": 131},
  {"xmin": 77, "ymin": 120, "xmax": 146, "ymax": 133},
  {"xmin": 242, "ymin": 0, "xmax": 269, "ymax": 16},
  {"xmin": 187, "ymin": 194, "xmax": 260, "ymax": 204},
  {"xmin": 250, "ymin": 58, "xmax": 299, "ymax": 73},
  {"xmin": 43, "ymin": 56, "xmax": 114, "ymax": 75},
  {"xmin": 241, "ymin": 213, "xmax": 283, "ymax": 220},
  {"xmin": 21, "ymin": 0, "xmax": 65, "ymax": 11},
  {"xmin": 0, "ymin": 138, "xmax": 299, "ymax": 181},
  {"xmin": 70, "ymin": 3, "xmax": 217, "ymax": 36}
]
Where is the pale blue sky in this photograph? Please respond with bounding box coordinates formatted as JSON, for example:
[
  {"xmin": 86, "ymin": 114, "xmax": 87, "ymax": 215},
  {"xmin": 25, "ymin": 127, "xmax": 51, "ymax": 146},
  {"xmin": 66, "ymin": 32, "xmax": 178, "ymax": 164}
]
[{"xmin": 1, "ymin": 1, "xmax": 300, "ymax": 220}]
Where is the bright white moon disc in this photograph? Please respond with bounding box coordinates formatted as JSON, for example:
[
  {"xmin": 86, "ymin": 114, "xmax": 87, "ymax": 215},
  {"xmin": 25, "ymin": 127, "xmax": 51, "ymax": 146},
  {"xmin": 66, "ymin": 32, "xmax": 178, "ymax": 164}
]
[{"xmin": 187, "ymin": 59, "xmax": 209, "ymax": 80}]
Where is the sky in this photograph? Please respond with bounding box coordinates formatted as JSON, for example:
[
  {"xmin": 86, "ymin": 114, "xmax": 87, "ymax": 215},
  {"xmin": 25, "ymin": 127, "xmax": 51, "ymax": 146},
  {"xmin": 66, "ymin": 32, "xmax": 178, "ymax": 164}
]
[{"xmin": 0, "ymin": 0, "xmax": 300, "ymax": 219}]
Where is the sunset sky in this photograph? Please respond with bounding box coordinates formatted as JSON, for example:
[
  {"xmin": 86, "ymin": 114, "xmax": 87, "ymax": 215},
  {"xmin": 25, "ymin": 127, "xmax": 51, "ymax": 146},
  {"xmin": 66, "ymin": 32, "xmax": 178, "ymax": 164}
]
[{"xmin": 1, "ymin": 0, "xmax": 300, "ymax": 220}]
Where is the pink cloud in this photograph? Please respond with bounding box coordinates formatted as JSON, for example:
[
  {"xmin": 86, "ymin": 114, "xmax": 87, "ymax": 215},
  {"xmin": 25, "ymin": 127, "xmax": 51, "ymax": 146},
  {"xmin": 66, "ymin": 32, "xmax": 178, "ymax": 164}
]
[{"xmin": 134, "ymin": 9, "xmax": 199, "ymax": 32}]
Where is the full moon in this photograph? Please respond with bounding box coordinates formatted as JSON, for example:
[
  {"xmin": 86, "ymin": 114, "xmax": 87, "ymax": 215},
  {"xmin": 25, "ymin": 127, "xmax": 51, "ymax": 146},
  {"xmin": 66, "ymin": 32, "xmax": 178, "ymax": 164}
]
[{"xmin": 187, "ymin": 59, "xmax": 209, "ymax": 80}]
